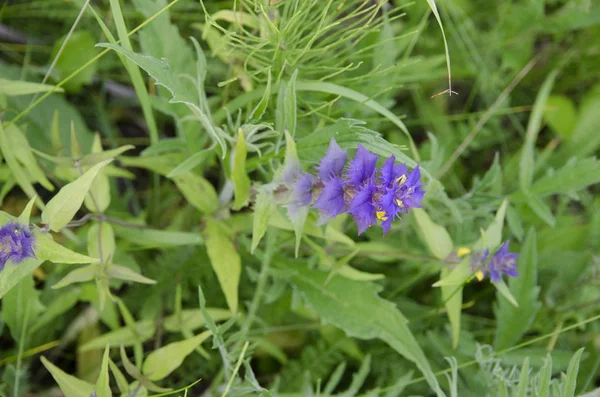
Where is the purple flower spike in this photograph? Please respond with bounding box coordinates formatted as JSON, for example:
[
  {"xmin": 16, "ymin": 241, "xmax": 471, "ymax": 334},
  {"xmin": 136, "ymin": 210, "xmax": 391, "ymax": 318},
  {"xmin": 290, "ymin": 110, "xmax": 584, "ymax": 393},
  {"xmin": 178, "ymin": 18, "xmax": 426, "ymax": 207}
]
[
  {"xmin": 488, "ymin": 241, "xmax": 519, "ymax": 283},
  {"xmin": 377, "ymin": 186, "xmax": 401, "ymax": 234},
  {"xmin": 314, "ymin": 177, "xmax": 346, "ymax": 224},
  {"xmin": 318, "ymin": 138, "xmax": 347, "ymax": 181},
  {"xmin": 0, "ymin": 221, "xmax": 35, "ymax": 271},
  {"xmin": 291, "ymin": 173, "xmax": 317, "ymax": 207},
  {"xmin": 348, "ymin": 182, "xmax": 378, "ymax": 234},
  {"xmin": 346, "ymin": 144, "xmax": 378, "ymax": 186}
]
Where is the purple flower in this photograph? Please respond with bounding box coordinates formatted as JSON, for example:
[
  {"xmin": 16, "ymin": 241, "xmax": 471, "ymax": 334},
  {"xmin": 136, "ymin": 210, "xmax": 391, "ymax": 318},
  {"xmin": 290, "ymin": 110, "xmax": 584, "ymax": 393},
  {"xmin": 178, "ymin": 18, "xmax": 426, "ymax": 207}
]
[
  {"xmin": 348, "ymin": 182, "xmax": 378, "ymax": 234},
  {"xmin": 318, "ymin": 138, "xmax": 347, "ymax": 181},
  {"xmin": 345, "ymin": 144, "xmax": 378, "ymax": 186},
  {"xmin": 380, "ymin": 156, "xmax": 407, "ymax": 187},
  {"xmin": 313, "ymin": 176, "xmax": 346, "ymax": 224},
  {"xmin": 290, "ymin": 173, "xmax": 317, "ymax": 207},
  {"xmin": 488, "ymin": 241, "xmax": 519, "ymax": 282},
  {"xmin": 394, "ymin": 166, "xmax": 425, "ymax": 212},
  {"xmin": 0, "ymin": 221, "xmax": 35, "ymax": 271}
]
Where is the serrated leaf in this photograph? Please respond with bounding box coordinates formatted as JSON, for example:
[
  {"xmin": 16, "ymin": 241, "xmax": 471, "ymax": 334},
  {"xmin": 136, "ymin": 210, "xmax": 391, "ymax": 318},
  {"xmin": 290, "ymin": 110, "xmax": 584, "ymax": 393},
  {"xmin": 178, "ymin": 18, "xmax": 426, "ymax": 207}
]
[
  {"xmin": 0, "ymin": 78, "xmax": 64, "ymax": 96},
  {"xmin": 495, "ymin": 228, "xmax": 541, "ymax": 350},
  {"xmin": 96, "ymin": 43, "xmax": 226, "ymax": 154},
  {"xmin": 106, "ymin": 264, "xmax": 156, "ymax": 285},
  {"xmin": 232, "ymin": 130, "xmax": 251, "ymax": 210},
  {"xmin": 42, "ymin": 159, "xmax": 113, "ymax": 231},
  {"xmin": 142, "ymin": 330, "xmax": 211, "ymax": 381},
  {"xmin": 412, "ymin": 208, "xmax": 454, "ymax": 259},
  {"xmin": 530, "ymin": 157, "xmax": 600, "ymax": 197},
  {"xmin": 41, "ymin": 356, "xmax": 94, "ymax": 397},
  {"xmin": 282, "ymin": 260, "xmax": 443, "ymax": 396},
  {"xmin": 203, "ymin": 218, "xmax": 241, "ymax": 314}
]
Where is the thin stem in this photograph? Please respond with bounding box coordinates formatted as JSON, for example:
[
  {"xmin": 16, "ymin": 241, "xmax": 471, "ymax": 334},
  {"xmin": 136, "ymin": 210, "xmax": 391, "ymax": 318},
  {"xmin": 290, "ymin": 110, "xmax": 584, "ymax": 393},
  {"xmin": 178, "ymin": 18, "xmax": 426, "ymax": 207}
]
[
  {"xmin": 220, "ymin": 341, "xmax": 249, "ymax": 397},
  {"xmin": 14, "ymin": 302, "xmax": 31, "ymax": 397}
]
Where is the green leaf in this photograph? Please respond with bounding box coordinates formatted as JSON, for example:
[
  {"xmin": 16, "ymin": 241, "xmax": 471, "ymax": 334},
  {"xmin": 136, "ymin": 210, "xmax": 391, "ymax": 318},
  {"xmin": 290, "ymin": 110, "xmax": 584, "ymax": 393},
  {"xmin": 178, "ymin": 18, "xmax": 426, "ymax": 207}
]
[
  {"xmin": 30, "ymin": 287, "xmax": 81, "ymax": 334},
  {"xmin": 412, "ymin": 208, "xmax": 454, "ymax": 260},
  {"xmin": 52, "ymin": 264, "xmax": 101, "ymax": 289},
  {"xmin": 282, "ymin": 260, "xmax": 443, "ymax": 395},
  {"xmin": 3, "ymin": 275, "xmax": 44, "ymax": 342},
  {"xmin": 18, "ymin": 196, "xmax": 37, "ymax": 225},
  {"xmin": 119, "ymin": 346, "xmax": 171, "ymax": 393},
  {"xmin": 36, "ymin": 231, "xmax": 100, "ymax": 264},
  {"xmin": 474, "ymin": 200, "xmax": 508, "ymax": 251},
  {"xmin": 562, "ymin": 348, "xmax": 585, "ymax": 397},
  {"xmin": 515, "ymin": 357, "xmax": 530, "ymax": 397},
  {"xmin": 171, "ymin": 172, "xmax": 219, "ymax": 214},
  {"xmin": 232, "ymin": 130, "xmax": 251, "ymax": 210},
  {"xmin": 0, "ymin": 79, "xmax": 64, "ymax": 96},
  {"xmin": 530, "ymin": 157, "xmax": 600, "ymax": 197},
  {"xmin": 113, "ymin": 225, "xmax": 203, "ymax": 249},
  {"xmin": 96, "ymin": 43, "xmax": 226, "ymax": 154},
  {"xmin": 251, "ymin": 186, "xmax": 275, "ymax": 253},
  {"xmin": 519, "ymin": 68, "xmax": 559, "ymax": 192},
  {"xmin": 163, "ymin": 308, "xmax": 232, "ymax": 332},
  {"xmin": 203, "ymin": 218, "xmax": 241, "ymax": 314},
  {"xmin": 493, "ymin": 279, "xmax": 519, "ymax": 307},
  {"xmin": 544, "ymin": 95, "xmax": 577, "ymax": 139},
  {"xmin": 80, "ymin": 320, "xmax": 155, "ymax": 352},
  {"xmin": 50, "ymin": 31, "xmax": 98, "ymax": 92},
  {"xmin": 296, "ymin": 119, "xmax": 421, "ymax": 175},
  {"xmin": 142, "ymin": 330, "xmax": 211, "ymax": 381},
  {"xmin": 41, "ymin": 356, "xmax": 94, "ymax": 397},
  {"xmin": 248, "ymin": 68, "xmax": 272, "ymax": 122},
  {"xmin": 108, "ymin": 359, "xmax": 129, "ymax": 395},
  {"xmin": 95, "ymin": 346, "xmax": 112, "ymax": 397},
  {"xmin": 87, "ymin": 222, "xmax": 116, "ymax": 263},
  {"xmin": 494, "ymin": 228, "xmax": 541, "ymax": 350},
  {"xmin": 564, "ymin": 88, "xmax": 600, "ymax": 158},
  {"xmin": 6, "ymin": 124, "xmax": 54, "ymax": 191},
  {"xmin": 285, "ymin": 70, "xmax": 298, "ymax": 136},
  {"xmin": 440, "ymin": 268, "xmax": 462, "ymax": 349},
  {"xmin": 106, "ymin": 264, "xmax": 156, "ymax": 285},
  {"xmin": 526, "ymin": 195, "xmax": 556, "ymax": 227},
  {"xmin": 537, "ymin": 354, "xmax": 552, "ymax": 397},
  {"xmin": 0, "ymin": 122, "xmax": 43, "ymax": 208},
  {"xmin": 42, "ymin": 159, "xmax": 113, "ymax": 231},
  {"xmin": 166, "ymin": 149, "xmax": 213, "ymax": 178}
]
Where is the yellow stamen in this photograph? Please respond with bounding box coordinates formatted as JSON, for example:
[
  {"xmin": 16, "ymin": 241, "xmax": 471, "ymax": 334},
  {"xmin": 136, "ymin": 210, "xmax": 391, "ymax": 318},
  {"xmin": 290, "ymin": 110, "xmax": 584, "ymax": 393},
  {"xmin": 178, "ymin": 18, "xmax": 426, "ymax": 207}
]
[
  {"xmin": 457, "ymin": 247, "xmax": 472, "ymax": 257},
  {"xmin": 395, "ymin": 174, "xmax": 407, "ymax": 185},
  {"xmin": 376, "ymin": 211, "xmax": 388, "ymax": 221},
  {"xmin": 395, "ymin": 199, "xmax": 404, "ymax": 208},
  {"xmin": 475, "ymin": 270, "xmax": 485, "ymax": 282}
]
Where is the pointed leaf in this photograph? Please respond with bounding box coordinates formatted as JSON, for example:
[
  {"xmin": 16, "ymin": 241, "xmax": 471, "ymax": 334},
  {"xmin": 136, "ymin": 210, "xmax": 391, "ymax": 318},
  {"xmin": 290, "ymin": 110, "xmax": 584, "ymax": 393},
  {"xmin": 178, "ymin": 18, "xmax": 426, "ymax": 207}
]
[
  {"xmin": 232, "ymin": 130, "xmax": 251, "ymax": 210},
  {"xmin": 203, "ymin": 218, "xmax": 241, "ymax": 314},
  {"xmin": 95, "ymin": 346, "xmax": 112, "ymax": 397},
  {"xmin": 142, "ymin": 331, "xmax": 211, "ymax": 381},
  {"xmin": 562, "ymin": 348, "xmax": 585, "ymax": 397},
  {"xmin": 42, "ymin": 159, "xmax": 113, "ymax": 231},
  {"xmin": 413, "ymin": 208, "xmax": 454, "ymax": 260},
  {"xmin": 41, "ymin": 356, "xmax": 94, "ymax": 397},
  {"xmin": 248, "ymin": 68, "xmax": 272, "ymax": 122},
  {"xmin": 106, "ymin": 264, "xmax": 156, "ymax": 285}
]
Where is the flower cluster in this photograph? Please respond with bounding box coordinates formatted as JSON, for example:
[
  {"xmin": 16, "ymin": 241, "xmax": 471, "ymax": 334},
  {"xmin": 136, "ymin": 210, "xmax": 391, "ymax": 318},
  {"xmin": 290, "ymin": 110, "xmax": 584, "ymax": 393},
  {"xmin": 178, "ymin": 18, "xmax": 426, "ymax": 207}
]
[
  {"xmin": 0, "ymin": 221, "xmax": 36, "ymax": 271},
  {"xmin": 451, "ymin": 241, "xmax": 519, "ymax": 283},
  {"xmin": 289, "ymin": 138, "xmax": 424, "ymax": 234}
]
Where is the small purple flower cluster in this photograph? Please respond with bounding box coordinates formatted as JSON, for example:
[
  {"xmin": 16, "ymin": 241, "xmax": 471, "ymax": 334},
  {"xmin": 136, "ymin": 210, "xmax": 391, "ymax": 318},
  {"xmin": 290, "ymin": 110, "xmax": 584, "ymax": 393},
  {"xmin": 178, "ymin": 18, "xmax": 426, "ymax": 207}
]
[
  {"xmin": 289, "ymin": 138, "xmax": 424, "ymax": 234},
  {"xmin": 473, "ymin": 241, "xmax": 519, "ymax": 282},
  {"xmin": 0, "ymin": 221, "xmax": 36, "ymax": 271}
]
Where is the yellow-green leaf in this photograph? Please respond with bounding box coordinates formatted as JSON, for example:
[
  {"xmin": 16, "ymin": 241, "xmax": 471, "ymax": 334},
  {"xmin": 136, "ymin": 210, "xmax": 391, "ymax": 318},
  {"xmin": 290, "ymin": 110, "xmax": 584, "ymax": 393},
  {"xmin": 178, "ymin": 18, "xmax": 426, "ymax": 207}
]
[
  {"xmin": 42, "ymin": 159, "xmax": 113, "ymax": 231},
  {"xmin": 41, "ymin": 356, "xmax": 94, "ymax": 397},
  {"xmin": 232, "ymin": 131, "xmax": 251, "ymax": 210}
]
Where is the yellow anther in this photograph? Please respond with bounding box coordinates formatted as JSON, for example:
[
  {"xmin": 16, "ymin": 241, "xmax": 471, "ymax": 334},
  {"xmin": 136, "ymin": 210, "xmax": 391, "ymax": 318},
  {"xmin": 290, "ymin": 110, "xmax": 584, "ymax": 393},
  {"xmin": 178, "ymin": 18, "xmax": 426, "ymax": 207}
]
[
  {"xmin": 376, "ymin": 211, "xmax": 388, "ymax": 221},
  {"xmin": 395, "ymin": 199, "xmax": 404, "ymax": 208},
  {"xmin": 395, "ymin": 174, "xmax": 407, "ymax": 185},
  {"xmin": 457, "ymin": 247, "xmax": 472, "ymax": 257},
  {"xmin": 475, "ymin": 270, "xmax": 485, "ymax": 282}
]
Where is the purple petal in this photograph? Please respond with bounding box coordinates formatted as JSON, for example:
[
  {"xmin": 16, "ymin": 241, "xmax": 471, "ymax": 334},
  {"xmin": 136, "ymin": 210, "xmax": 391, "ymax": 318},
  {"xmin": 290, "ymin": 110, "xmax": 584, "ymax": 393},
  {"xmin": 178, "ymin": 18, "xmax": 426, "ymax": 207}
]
[
  {"xmin": 318, "ymin": 138, "xmax": 347, "ymax": 180},
  {"xmin": 290, "ymin": 173, "xmax": 316, "ymax": 207},
  {"xmin": 346, "ymin": 144, "xmax": 378, "ymax": 186},
  {"xmin": 313, "ymin": 177, "xmax": 346, "ymax": 224},
  {"xmin": 348, "ymin": 183, "xmax": 377, "ymax": 234}
]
